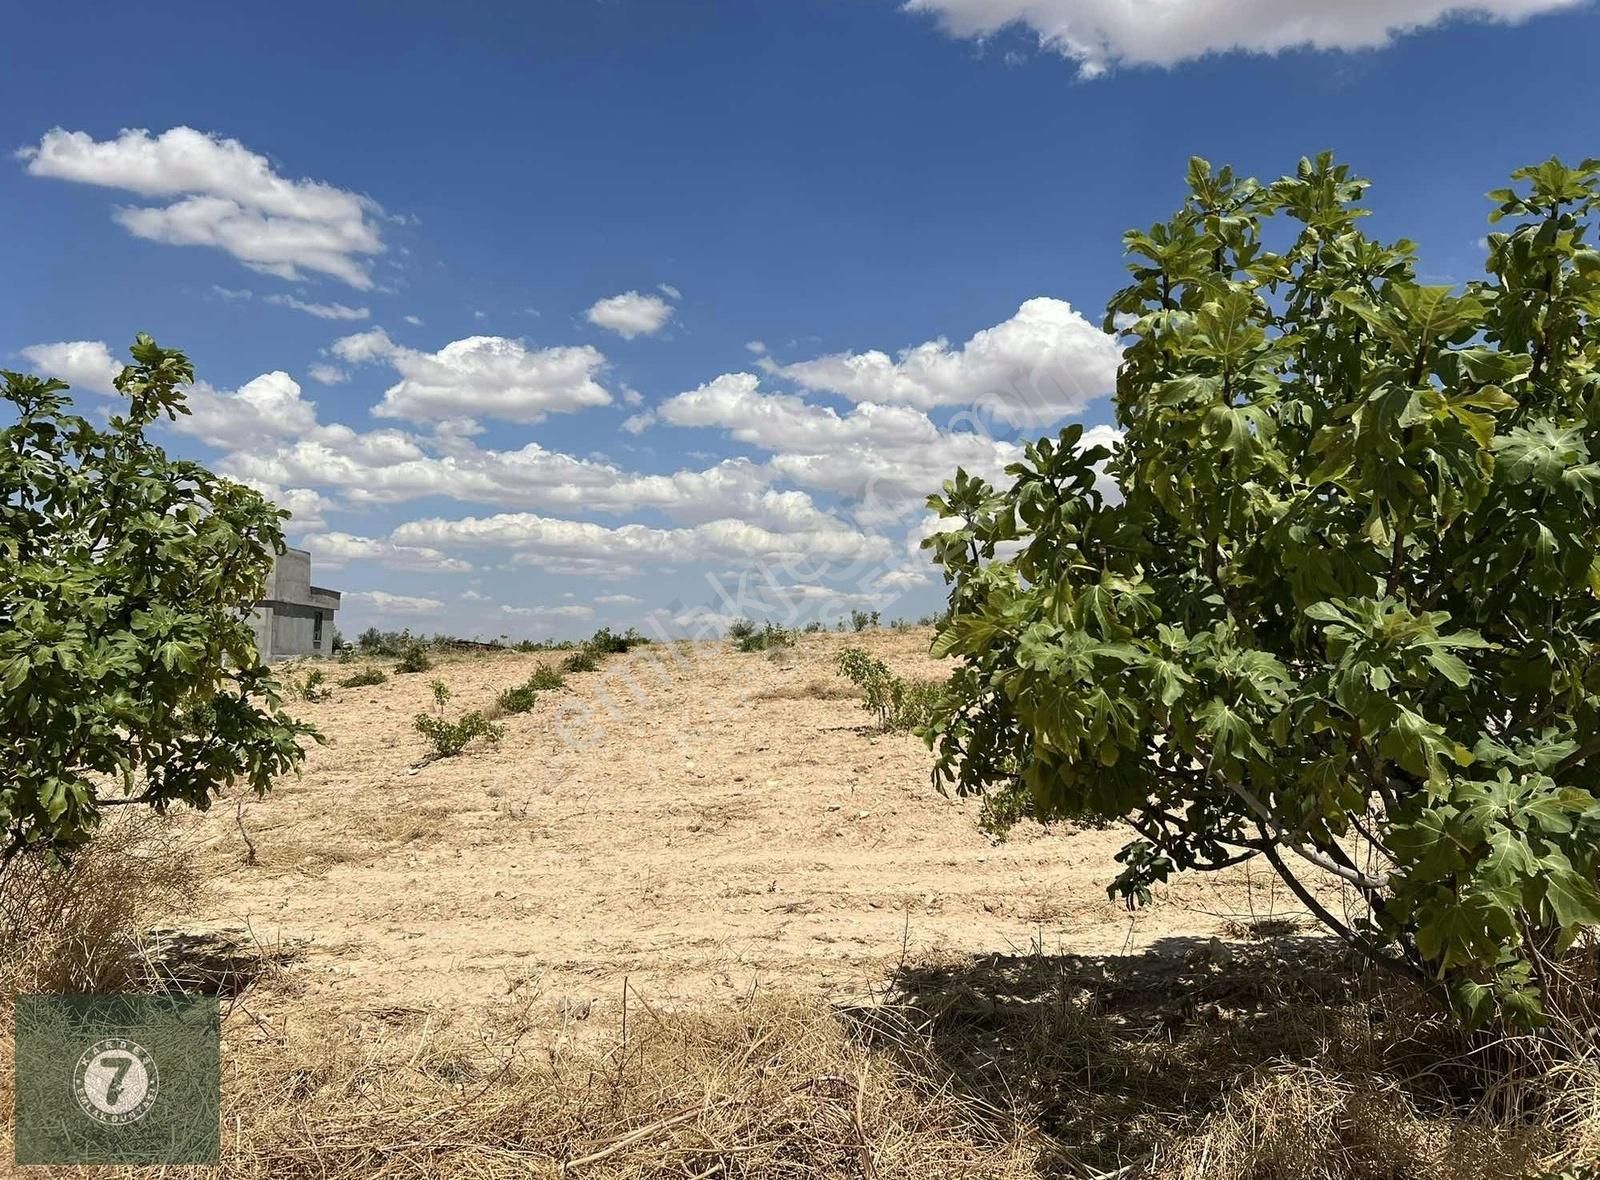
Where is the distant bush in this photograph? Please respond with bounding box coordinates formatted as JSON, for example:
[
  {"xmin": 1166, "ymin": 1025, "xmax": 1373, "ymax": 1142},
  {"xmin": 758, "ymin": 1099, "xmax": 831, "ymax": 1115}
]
[
  {"xmin": 836, "ymin": 647, "xmax": 943, "ymax": 733},
  {"xmin": 395, "ymin": 645, "xmax": 432, "ymax": 674},
  {"xmin": 562, "ymin": 649, "xmax": 599, "ymax": 673},
  {"xmin": 527, "ymin": 665, "xmax": 566, "ymax": 691},
  {"xmin": 413, "ymin": 681, "xmax": 503, "ymax": 759},
  {"xmin": 498, "ymin": 684, "xmax": 539, "ymax": 714},
  {"xmin": 729, "ymin": 619, "xmax": 795, "ymax": 653},
  {"xmin": 802, "ymin": 621, "xmax": 824, "ymax": 634},
  {"xmin": 511, "ymin": 638, "xmax": 578, "ymax": 653},
  {"xmin": 338, "ymin": 668, "xmax": 388, "ymax": 688},
  {"xmin": 358, "ymin": 626, "xmax": 414, "ymax": 656},
  {"xmin": 588, "ymin": 626, "xmax": 649, "ymax": 654},
  {"xmin": 849, "ymin": 610, "xmax": 880, "ymax": 633}
]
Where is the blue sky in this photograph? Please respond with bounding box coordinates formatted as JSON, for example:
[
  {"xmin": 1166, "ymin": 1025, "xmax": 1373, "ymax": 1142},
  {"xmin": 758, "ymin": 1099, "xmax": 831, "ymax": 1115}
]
[{"xmin": 5, "ymin": 0, "xmax": 1599, "ymax": 640}]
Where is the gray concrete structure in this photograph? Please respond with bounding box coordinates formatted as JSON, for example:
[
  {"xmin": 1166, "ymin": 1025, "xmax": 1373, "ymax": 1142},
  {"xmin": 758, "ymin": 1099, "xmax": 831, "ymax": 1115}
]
[{"xmin": 250, "ymin": 548, "xmax": 341, "ymax": 662}]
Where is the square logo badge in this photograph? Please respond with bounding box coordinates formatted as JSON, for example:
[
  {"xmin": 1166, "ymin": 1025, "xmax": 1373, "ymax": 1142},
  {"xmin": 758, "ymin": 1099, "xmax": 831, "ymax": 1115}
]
[{"xmin": 14, "ymin": 994, "xmax": 220, "ymax": 1165}]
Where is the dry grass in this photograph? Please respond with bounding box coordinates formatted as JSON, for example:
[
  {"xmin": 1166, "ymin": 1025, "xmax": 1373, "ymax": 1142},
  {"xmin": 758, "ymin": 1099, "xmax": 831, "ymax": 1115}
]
[
  {"xmin": 0, "ymin": 812, "xmax": 201, "ymax": 995},
  {"xmin": 876, "ymin": 941, "xmax": 1600, "ymax": 1179},
  {"xmin": 213, "ymin": 991, "xmax": 1042, "ymax": 1180},
  {"xmin": 7, "ymin": 945, "xmax": 1593, "ymax": 1180}
]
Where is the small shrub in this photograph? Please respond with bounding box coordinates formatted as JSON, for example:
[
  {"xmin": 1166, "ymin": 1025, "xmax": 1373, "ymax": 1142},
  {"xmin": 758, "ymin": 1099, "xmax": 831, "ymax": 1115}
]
[
  {"xmin": 338, "ymin": 668, "xmax": 388, "ymax": 688},
  {"xmin": 358, "ymin": 626, "xmax": 421, "ymax": 657},
  {"xmin": 803, "ymin": 621, "xmax": 823, "ymax": 634},
  {"xmin": 527, "ymin": 665, "xmax": 566, "ymax": 691},
  {"xmin": 283, "ymin": 666, "xmax": 332, "ymax": 702},
  {"xmin": 413, "ymin": 711, "xmax": 504, "ymax": 759},
  {"xmin": 498, "ymin": 684, "xmax": 538, "ymax": 714},
  {"xmin": 395, "ymin": 644, "xmax": 432, "ymax": 674},
  {"xmin": 588, "ymin": 626, "xmax": 649, "ymax": 654},
  {"xmin": 849, "ymin": 609, "xmax": 880, "ymax": 633},
  {"xmin": 562, "ymin": 649, "xmax": 599, "ymax": 673},
  {"xmin": 731, "ymin": 620, "xmax": 795, "ymax": 653},
  {"xmin": 836, "ymin": 647, "xmax": 943, "ymax": 732},
  {"xmin": 413, "ymin": 683, "xmax": 503, "ymax": 758}
]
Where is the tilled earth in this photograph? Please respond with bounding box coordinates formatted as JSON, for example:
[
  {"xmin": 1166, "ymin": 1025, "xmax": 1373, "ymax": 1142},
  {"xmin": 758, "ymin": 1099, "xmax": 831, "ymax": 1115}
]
[{"xmin": 180, "ymin": 629, "xmax": 1311, "ymax": 1021}]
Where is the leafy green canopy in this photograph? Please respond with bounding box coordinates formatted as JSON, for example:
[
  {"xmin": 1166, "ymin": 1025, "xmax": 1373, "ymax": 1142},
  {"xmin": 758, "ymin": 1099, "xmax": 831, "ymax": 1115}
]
[
  {"xmin": 926, "ymin": 155, "xmax": 1600, "ymax": 1022},
  {"xmin": 1, "ymin": 336, "xmax": 316, "ymax": 860}
]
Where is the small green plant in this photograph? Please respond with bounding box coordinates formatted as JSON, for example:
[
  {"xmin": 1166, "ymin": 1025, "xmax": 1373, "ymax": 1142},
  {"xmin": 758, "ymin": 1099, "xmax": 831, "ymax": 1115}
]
[
  {"xmin": 395, "ymin": 644, "xmax": 432, "ymax": 674},
  {"xmin": 587, "ymin": 626, "xmax": 649, "ymax": 655},
  {"xmin": 284, "ymin": 666, "xmax": 331, "ymax": 702},
  {"xmin": 413, "ymin": 711, "xmax": 504, "ymax": 759},
  {"xmin": 562, "ymin": 649, "xmax": 599, "ymax": 673},
  {"xmin": 849, "ymin": 610, "xmax": 881, "ymax": 633},
  {"xmin": 413, "ymin": 680, "xmax": 503, "ymax": 759},
  {"xmin": 527, "ymin": 665, "xmax": 566, "ymax": 691},
  {"xmin": 835, "ymin": 647, "xmax": 943, "ymax": 732},
  {"xmin": 498, "ymin": 683, "xmax": 539, "ymax": 714},
  {"xmin": 338, "ymin": 668, "xmax": 388, "ymax": 688},
  {"xmin": 803, "ymin": 620, "xmax": 824, "ymax": 634},
  {"xmin": 730, "ymin": 619, "xmax": 795, "ymax": 652}
]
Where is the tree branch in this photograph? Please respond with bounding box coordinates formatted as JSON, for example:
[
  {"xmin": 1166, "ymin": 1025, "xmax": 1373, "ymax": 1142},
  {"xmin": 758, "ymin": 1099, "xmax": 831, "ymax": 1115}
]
[
  {"xmin": 1256, "ymin": 828, "xmax": 1431, "ymax": 987},
  {"xmin": 1228, "ymin": 780, "xmax": 1390, "ymax": 890},
  {"xmin": 1554, "ymin": 736, "xmax": 1600, "ymax": 778}
]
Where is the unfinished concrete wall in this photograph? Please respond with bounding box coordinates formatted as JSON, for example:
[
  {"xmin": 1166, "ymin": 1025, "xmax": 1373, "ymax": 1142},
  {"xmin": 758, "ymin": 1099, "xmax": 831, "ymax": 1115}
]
[{"xmin": 252, "ymin": 548, "xmax": 340, "ymax": 662}]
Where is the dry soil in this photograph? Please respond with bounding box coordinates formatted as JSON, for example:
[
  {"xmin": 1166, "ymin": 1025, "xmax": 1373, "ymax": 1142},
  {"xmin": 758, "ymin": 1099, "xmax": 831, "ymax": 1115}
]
[{"xmin": 180, "ymin": 629, "xmax": 1320, "ymax": 1023}]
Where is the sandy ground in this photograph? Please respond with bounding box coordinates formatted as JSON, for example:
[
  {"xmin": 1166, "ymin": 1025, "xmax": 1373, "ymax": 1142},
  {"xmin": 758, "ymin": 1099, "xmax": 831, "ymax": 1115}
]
[{"xmin": 179, "ymin": 629, "xmax": 1310, "ymax": 1021}]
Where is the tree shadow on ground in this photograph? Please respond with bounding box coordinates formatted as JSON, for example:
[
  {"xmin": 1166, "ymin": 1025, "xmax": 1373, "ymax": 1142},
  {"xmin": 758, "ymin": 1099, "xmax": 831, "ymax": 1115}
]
[
  {"xmin": 143, "ymin": 927, "xmax": 305, "ymax": 996},
  {"xmin": 845, "ymin": 937, "xmax": 1548, "ymax": 1178}
]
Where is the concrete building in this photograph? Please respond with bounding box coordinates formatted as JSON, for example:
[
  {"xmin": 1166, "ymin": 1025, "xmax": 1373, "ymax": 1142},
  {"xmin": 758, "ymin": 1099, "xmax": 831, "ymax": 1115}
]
[{"xmin": 250, "ymin": 547, "xmax": 341, "ymax": 662}]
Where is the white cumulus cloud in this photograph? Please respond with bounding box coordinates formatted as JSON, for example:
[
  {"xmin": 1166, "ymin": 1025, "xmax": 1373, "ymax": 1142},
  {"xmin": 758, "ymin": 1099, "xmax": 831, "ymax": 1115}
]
[
  {"xmin": 300, "ymin": 530, "xmax": 472, "ymax": 573},
  {"xmin": 19, "ymin": 340, "xmax": 123, "ymax": 395},
  {"xmin": 19, "ymin": 126, "xmax": 385, "ymax": 287},
  {"xmin": 331, "ymin": 328, "xmax": 611, "ymax": 424},
  {"xmin": 767, "ymin": 297, "xmax": 1119, "ymax": 426},
  {"xmin": 177, "ymin": 370, "xmax": 320, "ymax": 451},
  {"xmin": 904, "ymin": 0, "xmax": 1580, "ymax": 77},
  {"xmin": 392, "ymin": 512, "xmax": 891, "ymax": 577},
  {"xmin": 585, "ymin": 290, "xmax": 675, "ymax": 339}
]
